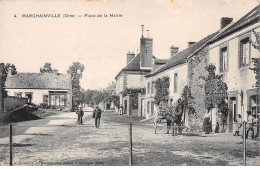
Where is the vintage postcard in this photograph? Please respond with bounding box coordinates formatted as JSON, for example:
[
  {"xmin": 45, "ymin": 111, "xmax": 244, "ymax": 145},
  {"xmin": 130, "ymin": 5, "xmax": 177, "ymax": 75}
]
[{"xmin": 0, "ymin": 0, "xmax": 259, "ymax": 166}]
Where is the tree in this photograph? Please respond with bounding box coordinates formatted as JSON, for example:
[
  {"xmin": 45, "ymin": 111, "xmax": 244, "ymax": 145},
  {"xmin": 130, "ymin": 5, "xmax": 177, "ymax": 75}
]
[
  {"xmin": 67, "ymin": 62, "xmax": 85, "ymax": 110},
  {"xmin": 154, "ymin": 76, "xmax": 170, "ymax": 107},
  {"xmin": 249, "ymin": 29, "xmax": 260, "ymax": 90},
  {"xmin": 204, "ymin": 64, "xmax": 228, "ymax": 131},
  {"xmin": 204, "ymin": 64, "xmax": 228, "ymax": 111},
  {"xmin": 2, "ymin": 63, "xmax": 17, "ymax": 97},
  {"xmin": 179, "ymin": 86, "xmax": 195, "ymax": 115},
  {"xmin": 40, "ymin": 62, "xmax": 54, "ymax": 73}
]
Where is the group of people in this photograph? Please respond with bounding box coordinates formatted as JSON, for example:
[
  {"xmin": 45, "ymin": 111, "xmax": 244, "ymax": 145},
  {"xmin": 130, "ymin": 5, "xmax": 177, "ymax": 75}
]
[
  {"xmin": 75, "ymin": 106, "xmax": 102, "ymax": 128},
  {"xmin": 203, "ymin": 110, "xmax": 258, "ymax": 138}
]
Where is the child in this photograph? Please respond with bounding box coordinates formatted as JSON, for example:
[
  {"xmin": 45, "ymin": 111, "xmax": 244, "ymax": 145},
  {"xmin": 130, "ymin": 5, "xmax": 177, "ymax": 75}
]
[{"xmin": 233, "ymin": 114, "xmax": 242, "ymax": 136}]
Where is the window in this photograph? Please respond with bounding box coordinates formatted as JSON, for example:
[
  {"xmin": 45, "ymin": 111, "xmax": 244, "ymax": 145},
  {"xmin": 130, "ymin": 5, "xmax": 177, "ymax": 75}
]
[
  {"xmin": 174, "ymin": 73, "xmax": 178, "ymax": 93},
  {"xmin": 147, "ymin": 101, "xmax": 150, "ymax": 114},
  {"xmin": 25, "ymin": 92, "xmax": 33, "ymax": 104},
  {"xmin": 43, "ymin": 95, "xmax": 48, "ymax": 103},
  {"xmin": 250, "ymin": 95, "xmax": 259, "ymax": 118},
  {"xmin": 220, "ymin": 47, "xmax": 228, "ymax": 72},
  {"xmin": 151, "ymin": 81, "xmax": 155, "ymax": 94},
  {"xmin": 147, "ymin": 82, "xmax": 150, "ymax": 94},
  {"xmin": 14, "ymin": 92, "xmax": 22, "ymax": 98},
  {"xmin": 239, "ymin": 37, "xmax": 250, "ymax": 67}
]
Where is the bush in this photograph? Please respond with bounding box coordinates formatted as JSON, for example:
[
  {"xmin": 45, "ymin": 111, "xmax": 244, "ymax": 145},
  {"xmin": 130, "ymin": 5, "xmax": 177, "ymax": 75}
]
[{"xmin": 39, "ymin": 102, "xmax": 48, "ymax": 109}]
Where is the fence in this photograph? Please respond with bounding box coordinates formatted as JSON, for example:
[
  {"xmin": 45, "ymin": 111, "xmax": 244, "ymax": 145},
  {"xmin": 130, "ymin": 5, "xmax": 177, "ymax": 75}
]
[{"xmin": 0, "ymin": 121, "xmax": 259, "ymax": 166}]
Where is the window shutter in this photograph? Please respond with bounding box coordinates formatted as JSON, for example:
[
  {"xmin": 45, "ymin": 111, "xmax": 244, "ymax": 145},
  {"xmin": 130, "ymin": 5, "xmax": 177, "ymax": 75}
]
[
  {"xmin": 239, "ymin": 41, "xmax": 243, "ymax": 67},
  {"xmin": 220, "ymin": 50, "xmax": 223, "ymax": 72}
]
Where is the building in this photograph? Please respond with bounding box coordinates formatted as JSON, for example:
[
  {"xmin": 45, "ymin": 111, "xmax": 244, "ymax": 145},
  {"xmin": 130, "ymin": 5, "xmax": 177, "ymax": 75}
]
[
  {"xmin": 144, "ymin": 31, "xmax": 221, "ymax": 127},
  {"xmin": 5, "ymin": 72, "xmax": 72, "ymax": 111},
  {"xmin": 115, "ymin": 28, "xmax": 155, "ymax": 115},
  {"xmin": 207, "ymin": 5, "xmax": 259, "ymax": 132}
]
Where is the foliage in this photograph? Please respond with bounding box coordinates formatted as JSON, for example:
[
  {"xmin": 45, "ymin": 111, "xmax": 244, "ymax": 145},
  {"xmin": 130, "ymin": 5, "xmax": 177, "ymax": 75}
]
[
  {"xmin": 67, "ymin": 62, "xmax": 85, "ymax": 109},
  {"xmin": 249, "ymin": 29, "xmax": 260, "ymax": 90},
  {"xmin": 2, "ymin": 63, "xmax": 17, "ymax": 97},
  {"xmin": 40, "ymin": 62, "xmax": 58, "ymax": 73},
  {"xmin": 250, "ymin": 29, "xmax": 260, "ymax": 51},
  {"xmin": 121, "ymin": 87, "xmax": 146, "ymax": 97},
  {"xmin": 108, "ymin": 95, "xmax": 120, "ymax": 108},
  {"xmin": 176, "ymin": 86, "xmax": 196, "ymax": 116},
  {"xmin": 204, "ymin": 64, "xmax": 228, "ymax": 112},
  {"xmin": 39, "ymin": 102, "xmax": 48, "ymax": 109},
  {"xmin": 154, "ymin": 76, "xmax": 170, "ymax": 106}
]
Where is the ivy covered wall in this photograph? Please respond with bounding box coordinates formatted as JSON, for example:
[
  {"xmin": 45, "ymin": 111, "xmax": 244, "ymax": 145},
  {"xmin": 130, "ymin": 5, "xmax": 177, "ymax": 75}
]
[{"xmin": 188, "ymin": 46, "xmax": 209, "ymax": 131}]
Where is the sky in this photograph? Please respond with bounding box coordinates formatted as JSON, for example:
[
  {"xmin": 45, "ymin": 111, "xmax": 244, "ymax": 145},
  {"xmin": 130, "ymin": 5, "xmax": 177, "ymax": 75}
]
[{"xmin": 0, "ymin": 0, "xmax": 259, "ymax": 90}]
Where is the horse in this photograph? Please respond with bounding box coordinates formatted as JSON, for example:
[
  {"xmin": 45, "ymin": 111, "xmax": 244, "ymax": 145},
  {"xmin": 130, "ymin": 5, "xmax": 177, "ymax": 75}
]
[{"xmin": 153, "ymin": 103, "xmax": 183, "ymax": 135}]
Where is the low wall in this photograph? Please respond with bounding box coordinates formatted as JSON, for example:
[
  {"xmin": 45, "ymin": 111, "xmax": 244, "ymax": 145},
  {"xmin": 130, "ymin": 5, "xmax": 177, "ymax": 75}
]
[{"xmin": 4, "ymin": 96, "xmax": 28, "ymax": 112}]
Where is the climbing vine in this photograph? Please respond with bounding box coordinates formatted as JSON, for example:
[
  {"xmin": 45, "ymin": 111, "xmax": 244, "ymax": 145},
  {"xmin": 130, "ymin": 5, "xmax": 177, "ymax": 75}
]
[
  {"xmin": 178, "ymin": 86, "xmax": 196, "ymax": 115},
  {"xmin": 204, "ymin": 64, "xmax": 228, "ymax": 113},
  {"xmin": 249, "ymin": 29, "xmax": 260, "ymax": 90},
  {"xmin": 154, "ymin": 76, "xmax": 170, "ymax": 106},
  {"xmin": 121, "ymin": 87, "xmax": 146, "ymax": 97}
]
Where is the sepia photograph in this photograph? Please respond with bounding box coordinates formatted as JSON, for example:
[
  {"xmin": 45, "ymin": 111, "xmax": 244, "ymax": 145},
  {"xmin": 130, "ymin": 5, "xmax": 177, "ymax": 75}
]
[{"xmin": 0, "ymin": 0, "xmax": 259, "ymax": 166}]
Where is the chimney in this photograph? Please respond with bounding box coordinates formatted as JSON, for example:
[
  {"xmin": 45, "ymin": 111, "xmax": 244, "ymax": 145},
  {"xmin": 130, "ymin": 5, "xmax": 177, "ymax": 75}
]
[
  {"xmin": 188, "ymin": 42, "xmax": 196, "ymax": 47},
  {"xmin": 170, "ymin": 46, "xmax": 179, "ymax": 58},
  {"xmin": 220, "ymin": 17, "xmax": 233, "ymax": 29},
  {"xmin": 140, "ymin": 35, "xmax": 153, "ymax": 68},
  {"xmin": 126, "ymin": 51, "xmax": 135, "ymax": 64}
]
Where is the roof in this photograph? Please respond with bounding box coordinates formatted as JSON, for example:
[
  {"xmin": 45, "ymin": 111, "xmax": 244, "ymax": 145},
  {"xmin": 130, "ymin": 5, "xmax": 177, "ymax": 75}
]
[
  {"xmin": 115, "ymin": 54, "xmax": 152, "ymax": 79},
  {"xmin": 210, "ymin": 5, "xmax": 259, "ymax": 43},
  {"xmin": 5, "ymin": 73, "xmax": 71, "ymax": 90},
  {"xmin": 146, "ymin": 31, "xmax": 220, "ymax": 77}
]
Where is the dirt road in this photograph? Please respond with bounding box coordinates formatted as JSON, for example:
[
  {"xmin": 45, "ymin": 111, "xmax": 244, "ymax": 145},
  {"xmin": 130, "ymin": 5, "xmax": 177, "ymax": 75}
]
[{"xmin": 0, "ymin": 108, "xmax": 259, "ymax": 166}]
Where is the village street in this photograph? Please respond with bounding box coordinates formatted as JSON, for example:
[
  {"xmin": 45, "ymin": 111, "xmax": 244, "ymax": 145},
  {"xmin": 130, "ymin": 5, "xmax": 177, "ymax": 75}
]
[{"xmin": 0, "ymin": 108, "xmax": 259, "ymax": 166}]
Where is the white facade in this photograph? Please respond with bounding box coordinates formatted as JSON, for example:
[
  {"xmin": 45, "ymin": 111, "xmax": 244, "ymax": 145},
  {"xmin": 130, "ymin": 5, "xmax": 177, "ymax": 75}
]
[
  {"xmin": 6, "ymin": 88, "xmax": 70, "ymax": 107},
  {"xmin": 208, "ymin": 23, "xmax": 259, "ymax": 131},
  {"xmin": 144, "ymin": 63, "xmax": 188, "ymax": 118}
]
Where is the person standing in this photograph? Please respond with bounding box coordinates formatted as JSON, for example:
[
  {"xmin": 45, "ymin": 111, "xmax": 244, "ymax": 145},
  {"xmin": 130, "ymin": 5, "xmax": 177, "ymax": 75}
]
[
  {"xmin": 246, "ymin": 111, "xmax": 258, "ymax": 138},
  {"xmin": 233, "ymin": 114, "xmax": 242, "ymax": 136},
  {"xmin": 119, "ymin": 105, "xmax": 123, "ymax": 115},
  {"xmin": 77, "ymin": 107, "xmax": 84, "ymax": 125},
  {"xmin": 93, "ymin": 106, "xmax": 102, "ymax": 128},
  {"xmin": 203, "ymin": 111, "xmax": 211, "ymax": 134}
]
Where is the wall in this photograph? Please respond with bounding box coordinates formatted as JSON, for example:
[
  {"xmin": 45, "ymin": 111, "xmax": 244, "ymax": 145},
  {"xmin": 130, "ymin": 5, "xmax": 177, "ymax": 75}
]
[
  {"xmin": 6, "ymin": 88, "xmax": 70, "ymax": 106},
  {"xmin": 144, "ymin": 63, "xmax": 188, "ymax": 118},
  {"xmin": 127, "ymin": 74, "xmax": 146, "ymax": 88},
  {"xmin": 188, "ymin": 46, "xmax": 209, "ymax": 131},
  {"xmin": 4, "ymin": 96, "xmax": 28, "ymax": 112},
  {"xmin": 116, "ymin": 74, "xmax": 124, "ymax": 95}
]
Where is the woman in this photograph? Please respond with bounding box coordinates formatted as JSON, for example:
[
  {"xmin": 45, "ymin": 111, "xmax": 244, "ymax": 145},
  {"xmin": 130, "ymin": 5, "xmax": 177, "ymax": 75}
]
[
  {"xmin": 233, "ymin": 114, "xmax": 242, "ymax": 136},
  {"xmin": 203, "ymin": 112, "xmax": 211, "ymax": 134}
]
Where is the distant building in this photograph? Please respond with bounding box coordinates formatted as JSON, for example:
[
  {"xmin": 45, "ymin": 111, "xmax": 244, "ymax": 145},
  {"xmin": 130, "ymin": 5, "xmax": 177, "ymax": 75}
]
[
  {"xmin": 115, "ymin": 28, "xmax": 156, "ymax": 115},
  {"xmin": 5, "ymin": 72, "xmax": 72, "ymax": 111}
]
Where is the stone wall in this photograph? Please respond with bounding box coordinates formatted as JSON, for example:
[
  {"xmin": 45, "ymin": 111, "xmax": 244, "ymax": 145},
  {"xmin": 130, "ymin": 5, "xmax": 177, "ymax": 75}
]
[{"xmin": 188, "ymin": 46, "xmax": 209, "ymax": 131}]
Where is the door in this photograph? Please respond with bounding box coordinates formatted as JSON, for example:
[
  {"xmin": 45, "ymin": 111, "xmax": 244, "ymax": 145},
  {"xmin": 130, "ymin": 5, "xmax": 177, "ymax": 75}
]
[
  {"xmin": 151, "ymin": 101, "xmax": 154, "ymax": 116},
  {"xmin": 229, "ymin": 99, "xmax": 237, "ymax": 133},
  {"xmin": 124, "ymin": 100, "xmax": 127, "ymax": 114}
]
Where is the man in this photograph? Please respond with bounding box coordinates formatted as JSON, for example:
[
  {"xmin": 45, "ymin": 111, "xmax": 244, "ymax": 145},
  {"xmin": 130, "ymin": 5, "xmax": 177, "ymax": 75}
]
[
  {"xmin": 93, "ymin": 106, "xmax": 102, "ymax": 128},
  {"xmin": 246, "ymin": 111, "xmax": 258, "ymax": 138},
  {"xmin": 76, "ymin": 107, "xmax": 84, "ymax": 125}
]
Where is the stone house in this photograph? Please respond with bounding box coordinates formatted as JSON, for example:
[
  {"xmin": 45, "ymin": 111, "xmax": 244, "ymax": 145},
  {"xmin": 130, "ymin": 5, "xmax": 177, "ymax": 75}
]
[
  {"xmin": 5, "ymin": 72, "xmax": 73, "ymax": 111},
  {"xmin": 115, "ymin": 31, "xmax": 155, "ymax": 115},
  {"xmin": 207, "ymin": 5, "xmax": 259, "ymax": 133}
]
